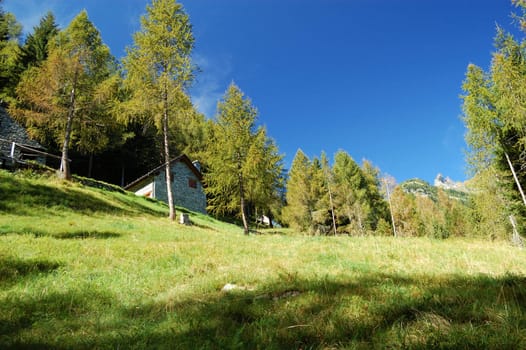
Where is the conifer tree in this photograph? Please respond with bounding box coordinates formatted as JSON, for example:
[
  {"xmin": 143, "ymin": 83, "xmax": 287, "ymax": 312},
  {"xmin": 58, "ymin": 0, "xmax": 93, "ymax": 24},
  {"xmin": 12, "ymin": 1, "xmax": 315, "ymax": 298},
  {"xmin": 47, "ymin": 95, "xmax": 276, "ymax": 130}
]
[
  {"xmin": 0, "ymin": 8, "xmax": 22, "ymax": 104},
  {"xmin": 332, "ymin": 150, "xmax": 369, "ymax": 234},
  {"xmin": 282, "ymin": 149, "xmax": 316, "ymax": 232},
  {"xmin": 361, "ymin": 160, "xmax": 390, "ymax": 231},
  {"xmin": 244, "ymin": 127, "xmax": 285, "ymax": 227},
  {"xmin": 310, "ymin": 156, "xmax": 332, "ymax": 233},
  {"xmin": 205, "ymin": 83, "xmax": 283, "ymax": 234},
  {"xmin": 123, "ymin": 0, "xmax": 195, "ymax": 221},
  {"xmin": 320, "ymin": 151, "xmax": 337, "ymax": 235},
  {"xmin": 462, "ymin": 1, "xmax": 526, "ymax": 227},
  {"xmin": 19, "ymin": 12, "xmax": 58, "ymax": 69},
  {"xmin": 10, "ymin": 11, "xmax": 118, "ymax": 180}
]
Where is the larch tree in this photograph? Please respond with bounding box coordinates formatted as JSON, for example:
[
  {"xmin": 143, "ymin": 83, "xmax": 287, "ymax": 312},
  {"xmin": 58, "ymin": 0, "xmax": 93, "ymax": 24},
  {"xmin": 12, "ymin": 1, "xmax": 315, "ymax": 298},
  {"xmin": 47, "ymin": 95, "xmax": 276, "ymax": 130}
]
[
  {"xmin": 462, "ymin": 1, "xmax": 526, "ymax": 228},
  {"xmin": 332, "ymin": 150, "xmax": 369, "ymax": 234},
  {"xmin": 244, "ymin": 127, "xmax": 285, "ymax": 227},
  {"xmin": 361, "ymin": 160, "xmax": 390, "ymax": 231},
  {"xmin": 10, "ymin": 10, "xmax": 118, "ymax": 180},
  {"xmin": 205, "ymin": 83, "xmax": 283, "ymax": 234},
  {"xmin": 310, "ymin": 156, "xmax": 332, "ymax": 233},
  {"xmin": 282, "ymin": 149, "xmax": 316, "ymax": 232},
  {"xmin": 0, "ymin": 8, "xmax": 22, "ymax": 104},
  {"xmin": 123, "ymin": 0, "xmax": 195, "ymax": 221}
]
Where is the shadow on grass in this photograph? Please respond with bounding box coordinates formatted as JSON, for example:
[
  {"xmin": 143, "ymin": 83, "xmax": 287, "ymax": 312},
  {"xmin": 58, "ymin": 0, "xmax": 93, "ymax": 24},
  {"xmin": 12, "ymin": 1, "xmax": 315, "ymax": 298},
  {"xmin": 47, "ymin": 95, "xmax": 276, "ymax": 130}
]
[
  {"xmin": 0, "ymin": 288, "xmax": 113, "ymax": 349},
  {"xmin": 0, "ymin": 228, "xmax": 121, "ymax": 239},
  {"xmin": 2, "ymin": 272, "xmax": 526, "ymax": 349},
  {"xmin": 0, "ymin": 256, "xmax": 60, "ymax": 288},
  {"xmin": 51, "ymin": 231, "xmax": 122, "ymax": 239},
  {"xmin": 0, "ymin": 172, "xmax": 166, "ymax": 217}
]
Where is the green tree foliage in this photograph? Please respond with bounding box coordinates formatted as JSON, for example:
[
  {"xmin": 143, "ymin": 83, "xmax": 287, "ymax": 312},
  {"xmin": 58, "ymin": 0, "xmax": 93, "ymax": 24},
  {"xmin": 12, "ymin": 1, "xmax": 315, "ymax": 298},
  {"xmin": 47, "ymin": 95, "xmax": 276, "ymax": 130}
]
[
  {"xmin": 331, "ymin": 151, "xmax": 387, "ymax": 234},
  {"xmin": 123, "ymin": 0, "xmax": 195, "ymax": 221},
  {"xmin": 205, "ymin": 83, "xmax": 283, "ymax": 234},
  {"xmin": 282, "ymin": 149, "xmax": 318, "ymax": 233},
  {"xmin": 0, "ymin": 8, "xmax": 22, "ymax": 105},
  {"xmin": 167, "ymin": 93, "xmax": 208, "ymax": 163},
  {"xmin": 390, "ymin": 187, "xmax": 420, "ymax": 237},
  {"xmin": 462, "ymin": 1, "xmax": 526, "ymax": 232},
  {"xmin": 19, "ymin": 12, "xmax": 59, "ymax": 69},
  {"xmin": 10, "ymin": 11, "xmax": 119, "ymax": 180},
  {"xmin": 361, "ymin": 160, "xmax": 390, "ymax": 231},
  {"xmin": 244, "ymin": 128, "xmax": 285, "ymax": 227},
  {"xmin": 469, "ymin": 167, "xmax": 511, "ymax": 240},
  {"xmin": 308, "ymin": 156, "xmax": 332, "ymax": 233},
  {"xmin": 390, "ymin": 183, "xmax": 475, "ymax": 239},
  {"xmin": 284, "ymin": 149, "xmax": 389, "ymax": 235}
]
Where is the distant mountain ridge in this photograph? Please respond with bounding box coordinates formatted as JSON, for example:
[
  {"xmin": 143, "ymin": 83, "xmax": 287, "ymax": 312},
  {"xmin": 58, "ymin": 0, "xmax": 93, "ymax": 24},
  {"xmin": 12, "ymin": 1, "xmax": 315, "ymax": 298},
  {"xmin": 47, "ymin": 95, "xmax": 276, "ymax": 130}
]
[
  {"xmin": 434, "ymin": 173, "xmax": 468, "ymax": 192},
  {"xmin": 399, "ymin": 176, "xmax": 470, "ymax": 203}
]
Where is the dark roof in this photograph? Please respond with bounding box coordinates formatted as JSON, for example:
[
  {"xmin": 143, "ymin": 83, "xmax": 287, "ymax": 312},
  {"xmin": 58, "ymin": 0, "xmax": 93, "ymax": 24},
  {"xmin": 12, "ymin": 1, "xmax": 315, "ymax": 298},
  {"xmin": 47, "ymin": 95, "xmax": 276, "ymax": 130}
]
[
  {"xmin": 124, "ymin": 154, "xmax": 203, "ymax": 190},
  {"xmin": 0, "ymin": 107, "xmax": 45, "ymax": 156}
]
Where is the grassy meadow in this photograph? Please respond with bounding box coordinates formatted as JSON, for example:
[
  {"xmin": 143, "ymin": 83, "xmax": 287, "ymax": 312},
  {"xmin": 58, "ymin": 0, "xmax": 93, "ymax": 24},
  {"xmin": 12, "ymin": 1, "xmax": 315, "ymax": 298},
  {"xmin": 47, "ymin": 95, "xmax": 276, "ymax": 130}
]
[{"xmin": 1, "ymin": 169, "xmax": 526, "ymax": 349}]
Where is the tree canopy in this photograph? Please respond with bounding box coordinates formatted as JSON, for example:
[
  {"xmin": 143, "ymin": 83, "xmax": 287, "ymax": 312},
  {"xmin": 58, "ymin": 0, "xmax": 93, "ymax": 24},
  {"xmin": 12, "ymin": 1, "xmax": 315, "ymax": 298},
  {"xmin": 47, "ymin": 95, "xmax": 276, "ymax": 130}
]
[
  {"xmin": 204, "ymin": 83, "xmax": 284, "ymax": 234},
  {"xmin": 123, "ymin": 0, "xmax": 195, "ymax": 221},
  {"xmin": 10, "ymin": 10, "xmax": 118, "ymax": 179}
]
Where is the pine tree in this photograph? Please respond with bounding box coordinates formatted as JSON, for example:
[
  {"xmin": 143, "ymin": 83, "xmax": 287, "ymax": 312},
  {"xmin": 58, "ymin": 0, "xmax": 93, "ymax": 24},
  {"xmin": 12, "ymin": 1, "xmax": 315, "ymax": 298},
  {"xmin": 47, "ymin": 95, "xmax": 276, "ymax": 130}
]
[
  {"xmin": 244, "ymin": 127, "xmax": 285, "ymax": 228},
  {"xmin": 19, "ymin": 12, "xmax": 58, "ymax": 69},
  {"xmin": 205, "ymin": 83, "xmax": 283, "ymax": 234},
  {"xmin": 10, "ymin": 11, "xmax": 118, "ymax": 180},
  {"xmin": 332, "ymin": 150, "xmax": 369, "ymax": 234},
  {"xmin": 123, "ymin": 0, "xmax": 195, "ymax": 221},
  {"xmin": 282, "ymin": 149, "xmax": 316, "ymax": 232},
  {"xmin": 361, "ymin": 159, "xmax": 390, "ymax": 231},
  {"xmin": 310, "ymin": 156, "xmax": 332, "ymax": 234}
]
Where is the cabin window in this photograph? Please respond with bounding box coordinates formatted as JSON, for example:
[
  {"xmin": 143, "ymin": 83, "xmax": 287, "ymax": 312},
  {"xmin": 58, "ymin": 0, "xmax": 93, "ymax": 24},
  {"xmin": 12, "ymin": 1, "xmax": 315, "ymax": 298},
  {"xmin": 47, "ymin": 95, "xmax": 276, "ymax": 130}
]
[{"xmin": 188, "ymin": 178, "xmax": 197, "ymax": 188}]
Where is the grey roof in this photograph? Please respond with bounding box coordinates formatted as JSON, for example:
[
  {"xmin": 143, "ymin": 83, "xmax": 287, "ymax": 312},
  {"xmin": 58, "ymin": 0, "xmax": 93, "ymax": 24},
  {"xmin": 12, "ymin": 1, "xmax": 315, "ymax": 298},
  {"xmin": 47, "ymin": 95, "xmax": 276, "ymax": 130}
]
[
  {"xmin": 124, "ymin": 154, "xmax": 203, "ymax": 190},
  {"xmin": 0, "ymin": 107, "xmax": 45, "ymax": 156}
]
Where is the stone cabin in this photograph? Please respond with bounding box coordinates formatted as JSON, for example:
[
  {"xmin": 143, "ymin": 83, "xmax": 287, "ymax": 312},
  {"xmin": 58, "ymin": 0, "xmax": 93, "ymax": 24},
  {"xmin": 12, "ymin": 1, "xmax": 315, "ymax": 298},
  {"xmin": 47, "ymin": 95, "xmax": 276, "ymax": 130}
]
[
  {"xmin": 0, "ymin": 106, "xmax": 46, "ymax": 167},
  {"xmin": 124, "ymin": 154, "xmax": 207, "ymax": 214}
]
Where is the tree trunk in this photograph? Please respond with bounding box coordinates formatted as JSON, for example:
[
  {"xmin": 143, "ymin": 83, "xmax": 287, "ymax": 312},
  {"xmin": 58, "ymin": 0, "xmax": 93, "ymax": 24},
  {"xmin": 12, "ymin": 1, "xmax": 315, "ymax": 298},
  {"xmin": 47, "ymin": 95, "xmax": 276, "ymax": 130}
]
[
  {"xmin": 88, "ymin": 153, "xmax": 93, "ymax": 178},
  {"xmin": 505, "ymin": 152, "xmax": 526, "ymax": 207},
  {"xmin": 268, "ymin": 213, "xmax": 274, "ymax": 229},
  {"xmin": 60, "ymin": 74, "xmax": 77, "ymax": 180},
  {"xmin": 326, "ymin": 173, "xmax": 337, "ymax": 235},
  {"xmin": 163, "ymin": 89, "xmax": 175, "ymax": 221},
  {"xmin": 384, "ymin": 178, "xmax": 397, "ymax": 237},
  {"xmin": 239, "ymin": 172, "xmax": 249, "ymax": 234},
  {"xmin": 120, "ymin": 164, "xmax": 125, "ymax": 188}
]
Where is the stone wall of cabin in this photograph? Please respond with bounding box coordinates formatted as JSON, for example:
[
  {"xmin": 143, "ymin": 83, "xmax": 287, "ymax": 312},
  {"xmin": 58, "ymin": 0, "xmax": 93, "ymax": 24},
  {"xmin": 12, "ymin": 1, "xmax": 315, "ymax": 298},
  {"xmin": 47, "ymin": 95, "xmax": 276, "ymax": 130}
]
[{"xmin": 154, "ymin": 161, "xmax": 207, "ymax": 214}]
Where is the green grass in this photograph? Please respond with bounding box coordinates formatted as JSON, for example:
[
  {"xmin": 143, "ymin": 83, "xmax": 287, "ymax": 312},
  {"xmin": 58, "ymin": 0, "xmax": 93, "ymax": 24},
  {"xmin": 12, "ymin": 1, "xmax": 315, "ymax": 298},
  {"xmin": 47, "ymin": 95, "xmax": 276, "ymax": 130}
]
[{"xmin": 1, "ymin": 169, "xmax": 526, "ymax": 349}]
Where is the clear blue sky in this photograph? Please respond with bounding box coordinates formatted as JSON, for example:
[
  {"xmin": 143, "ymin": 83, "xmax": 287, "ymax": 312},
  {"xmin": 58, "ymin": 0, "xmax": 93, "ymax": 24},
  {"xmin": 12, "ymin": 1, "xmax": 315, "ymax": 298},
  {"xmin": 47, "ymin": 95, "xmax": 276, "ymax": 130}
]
[{"xmin": 4, "ymin": 0, "xmax": 517, "ymax": 184}]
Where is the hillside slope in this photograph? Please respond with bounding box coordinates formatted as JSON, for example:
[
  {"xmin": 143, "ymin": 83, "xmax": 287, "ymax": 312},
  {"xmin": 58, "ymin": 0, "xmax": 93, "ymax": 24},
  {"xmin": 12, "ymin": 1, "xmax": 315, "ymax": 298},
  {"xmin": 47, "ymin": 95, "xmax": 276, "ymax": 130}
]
[
  {"xmin": 400, "ymin": 178, "xmax": 471, "ymax": 203},
  {"xmin": 1, "ymin": 170, "xmax": 526, "ymax": 349}
]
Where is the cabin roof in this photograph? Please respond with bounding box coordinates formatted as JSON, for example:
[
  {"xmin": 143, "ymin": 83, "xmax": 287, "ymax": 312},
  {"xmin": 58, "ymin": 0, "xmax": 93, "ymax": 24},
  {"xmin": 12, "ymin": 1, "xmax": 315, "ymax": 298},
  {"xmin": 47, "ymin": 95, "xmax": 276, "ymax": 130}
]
[{"xmin": 124, "ymin": 154, "xmax": 203, "ymax": 190}]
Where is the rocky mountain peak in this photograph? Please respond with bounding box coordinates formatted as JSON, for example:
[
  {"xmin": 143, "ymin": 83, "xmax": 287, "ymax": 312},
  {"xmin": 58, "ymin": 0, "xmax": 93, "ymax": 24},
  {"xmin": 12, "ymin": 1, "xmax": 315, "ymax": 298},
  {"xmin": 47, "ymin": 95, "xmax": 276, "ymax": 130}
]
[{"xmin": 434, "ymin": 173, "xmax": 467, "ymax": 192}]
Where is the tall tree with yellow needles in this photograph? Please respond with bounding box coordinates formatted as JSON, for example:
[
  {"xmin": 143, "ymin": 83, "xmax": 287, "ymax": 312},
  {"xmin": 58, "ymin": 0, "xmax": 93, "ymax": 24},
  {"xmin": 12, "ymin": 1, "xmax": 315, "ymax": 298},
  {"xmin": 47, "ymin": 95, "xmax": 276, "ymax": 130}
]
[
  {"xmin": 11, "ymin": 11, "xmax": 118, "ymax": 180},
  {"xmin": 123, "ymin": 0, "xmax": 195, "ymax": 221}
]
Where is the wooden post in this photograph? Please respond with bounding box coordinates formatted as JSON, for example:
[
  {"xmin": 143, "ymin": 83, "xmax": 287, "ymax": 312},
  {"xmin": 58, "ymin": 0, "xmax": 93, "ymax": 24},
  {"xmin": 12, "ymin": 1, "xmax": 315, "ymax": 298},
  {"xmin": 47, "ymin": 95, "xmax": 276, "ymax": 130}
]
[{"xmin": 10, "ymin": 142, "xmax": 15, "ymax": 158}]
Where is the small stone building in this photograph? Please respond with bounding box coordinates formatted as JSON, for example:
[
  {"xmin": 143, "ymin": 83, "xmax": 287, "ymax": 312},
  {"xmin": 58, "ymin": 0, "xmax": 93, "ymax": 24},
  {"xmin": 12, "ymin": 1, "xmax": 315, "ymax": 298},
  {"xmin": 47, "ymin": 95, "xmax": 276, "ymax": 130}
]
[{"xmin": 125, "ymin": 154, "xmax": 207, "ymax": 214}]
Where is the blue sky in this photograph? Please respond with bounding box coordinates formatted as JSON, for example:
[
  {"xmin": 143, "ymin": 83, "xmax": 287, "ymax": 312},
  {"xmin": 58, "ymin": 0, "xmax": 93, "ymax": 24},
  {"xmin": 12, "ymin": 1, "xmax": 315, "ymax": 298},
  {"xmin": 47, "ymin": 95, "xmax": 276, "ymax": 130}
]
[{"xmin": 3, "ymin": 0, "xmax": 517, "ymax": 184}]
